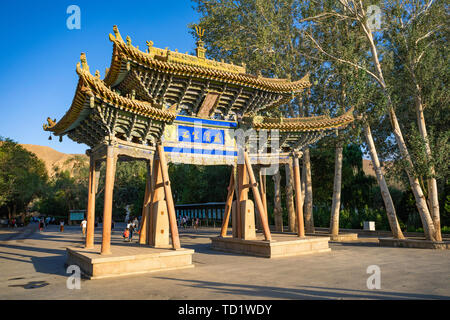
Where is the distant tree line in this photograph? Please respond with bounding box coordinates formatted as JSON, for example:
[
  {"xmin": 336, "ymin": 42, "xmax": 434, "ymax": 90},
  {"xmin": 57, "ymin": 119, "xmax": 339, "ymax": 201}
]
[{"xmin": 1, "ymin": 136, "xmax": 448, "ymax": 232}]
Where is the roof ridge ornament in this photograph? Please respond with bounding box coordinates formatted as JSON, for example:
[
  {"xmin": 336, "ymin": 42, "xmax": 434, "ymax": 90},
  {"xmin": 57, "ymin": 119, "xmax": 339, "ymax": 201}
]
[
  {"xmin": 80, "ymin": 52, "xmax": 90, "ymax": 72},
  {"xmin": 195, "ymin": 25, "xmax": 205, "ymax": 41},
  {"xmin": 113, "ymin": 25, "xmax": 124, "ymax": 42},
  {"xmin": 146, "ymin": 41, "xmax": 154, "ymax": 53},
  {"xmin": 43, "ymin": 117, "xmax": 57, "ymax": 131},
  {"xmin": 194, "ymin": 25, "xmax": 206, "ymax": 59}
]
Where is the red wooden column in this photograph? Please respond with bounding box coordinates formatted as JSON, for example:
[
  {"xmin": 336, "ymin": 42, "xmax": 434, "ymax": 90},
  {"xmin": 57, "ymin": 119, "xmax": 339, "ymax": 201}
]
[
  {"xmin": 101, "ymin": 146, "xmax": 117, "ymax": 255},
  {"xmin": 220, "ymin": 167, "xmax": 235, "ymax": 237},
  {"xmin": 157, "ymin": 145, "xmax": 181, "ymax": 250},
  {"xmin": 293, "ymin": 153, "xmax": 305, "ymax": 237},
  {"xmin": 243, "ymin": 151, "xmax": 272, "ymax": 241},
  {"xmin": 139, "ymin": 160, "xmax": 152, "ymax": 245},
  {"xmin": 85, "ymin": 156, "xmax": 96, "ymax": 249}
]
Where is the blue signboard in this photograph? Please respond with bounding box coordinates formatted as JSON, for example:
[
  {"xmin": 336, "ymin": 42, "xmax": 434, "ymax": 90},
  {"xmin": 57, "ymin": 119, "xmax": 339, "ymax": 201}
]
[
  {"xmin": 178, "ymin": 125, "xmax": 225, "ymax": 145},
  {"xmin": 70, "ymin": 211, "xmax": 85, "ymax": 221}
]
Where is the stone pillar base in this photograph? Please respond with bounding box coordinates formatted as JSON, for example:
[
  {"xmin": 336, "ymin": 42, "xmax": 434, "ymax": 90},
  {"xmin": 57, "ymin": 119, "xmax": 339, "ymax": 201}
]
[{"xmin": 66, "ymin": 245, "xmax": 194, "ymax": 280}]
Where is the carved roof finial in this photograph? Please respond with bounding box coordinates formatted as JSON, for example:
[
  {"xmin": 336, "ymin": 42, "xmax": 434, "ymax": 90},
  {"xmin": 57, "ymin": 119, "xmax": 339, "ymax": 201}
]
[
  {"xmin": 146, "ymin": 40, "xmax": 154, "ymax": 53},
  {"xmin": 126, "ymin": 35, "xmax": 132, "ymax": 46},
  {"xmin": 194, "ymin": 25, "xmax": 206, "ymax": 59},
  {"xmin": 43, "ymin": 117, "xmax": 57, "ymax": 131},
  {"xmin": 80, "ymin": 53, "xmax": 89, "ymax": 72},
  {"xmin": 195, "ymin": 25, "xmax": 205, "ymax": 41},
  {"xmin": 113, "ymin": 25, "xmax": 124, "ymax": 42}
]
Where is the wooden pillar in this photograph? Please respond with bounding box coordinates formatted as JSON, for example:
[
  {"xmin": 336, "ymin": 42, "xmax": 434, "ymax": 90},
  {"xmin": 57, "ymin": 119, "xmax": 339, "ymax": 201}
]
[
  {"xmin": 147, "ymin": 158, "xmax": 164, "ymax": 246},
  {"xmin": 85, "ymin": 156, "xmax": 96, "ymax": 249},
  {"xmin": 101, "ymin": 146, "xmax": 117, "ymax": 255},
  {"xmin": 157, "ymin": 145, "xmax": 181, "ymax": 250},
  {"xmin": 258, "ymin": 167, "xmax": 268, "ymax": 229},
  {"xmin": 243, "ymin": 152, "xmax": 272, "ymax": 241},
  {"xmin": 293, "ymin": 153, "xmax": 305, "ymax": 237},
  {"xmin": 220, "ymin": 167, "xmax": 235, "ymax": 237},
  {"xmin": 237, "ymin": 163, "xmax": 249, "ymax": 238},
  {"xmin": 139, "ymin": 160, "xmax": 152, "ymax": 245}
]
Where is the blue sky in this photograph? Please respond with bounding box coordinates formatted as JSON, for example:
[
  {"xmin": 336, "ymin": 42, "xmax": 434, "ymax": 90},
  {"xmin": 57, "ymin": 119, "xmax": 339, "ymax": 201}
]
[{"xmin": 0, "ymin": 0, "xmax": 199, "ymax": 154}]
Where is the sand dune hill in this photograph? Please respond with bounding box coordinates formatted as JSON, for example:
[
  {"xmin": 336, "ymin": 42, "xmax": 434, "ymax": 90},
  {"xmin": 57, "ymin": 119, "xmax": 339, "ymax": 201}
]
[
  {"xmin": 20, "ymin": 144, "xmax": 88, "ymax": 176},
  {"xmin": 363, "ymin": 159, "xmax": 379, "ymax": 177},
  {"xmin": 363, "ymin": 159, "xmax": 405, "ymax": 190}
]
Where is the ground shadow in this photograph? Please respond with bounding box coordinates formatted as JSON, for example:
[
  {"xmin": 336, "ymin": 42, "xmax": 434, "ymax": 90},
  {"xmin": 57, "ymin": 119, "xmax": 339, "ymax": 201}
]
[{"xmin": 154, "ymin": 277, "xmax": 450, "ymax": 300}]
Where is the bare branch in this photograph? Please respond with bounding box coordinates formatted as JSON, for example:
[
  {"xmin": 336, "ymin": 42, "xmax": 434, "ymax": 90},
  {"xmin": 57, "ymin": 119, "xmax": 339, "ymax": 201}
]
[
  {"xmin": 415, "ymin": 25, "xmax": 443, "ymax": 46},
  {"xmin": 297, "ymin": 11, "xmax": 353, "ymax": 23},
  {"xmin": 304, "ymin": 32, "xmax": 383, "ymax": 85}
]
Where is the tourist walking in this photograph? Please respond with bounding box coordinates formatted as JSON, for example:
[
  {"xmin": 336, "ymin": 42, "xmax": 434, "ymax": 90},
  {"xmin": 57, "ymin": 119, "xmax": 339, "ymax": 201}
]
[
  {"xmin": 39, "ymin": 218, "xmax": 44, "ymax": 232},
  {"xmin": 133, "ymin": 217, "xmax": 139, "ymax": 232},
  {"xmin": 81, "ymin": 219, "xmax": 87, "ymax": 237},
  {"xmin": 123, "ymin": 228, "xmax": 130, "ymax": 242},
  {"xmin": 60, "ymin": 220, "xmax": 64, "ymax": 232},
  {"xmin": 194, "ymin": 218, "xmax": 199, "ymax": 230},
  {"xmin": 127, "ymin": 221, "xmax": 133, "ymax": 241}
]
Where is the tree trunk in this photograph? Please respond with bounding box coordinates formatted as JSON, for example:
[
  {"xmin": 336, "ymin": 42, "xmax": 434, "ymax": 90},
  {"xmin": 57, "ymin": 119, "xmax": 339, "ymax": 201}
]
[
  {"xmin": 285, "ymin": 163, "xmax": 296, "ymax": 232},
  {"xmin": 330, "ymin": 144, "xmax": 343, "ymax": 236},
  {"xmin": 361, "ymin": 18, "xmax": 437, "ymax": 241},
  {"xmin": 388, "ymin": 106, "xmax": 437, "ymax": 241},
  {"xmin": 364, "ymin": 123, "xmax": 405, "ymax": 239},
  {"xmin": 273, "ymin": 170, "xmax": 283, "ymax": 232},
  {"xmin": 303, "ymin": 148, "xmax": 315, "ymax": 233},
  {"xmin": 412, "ymin": 77, "xmax": 441, "ymax": 241}
]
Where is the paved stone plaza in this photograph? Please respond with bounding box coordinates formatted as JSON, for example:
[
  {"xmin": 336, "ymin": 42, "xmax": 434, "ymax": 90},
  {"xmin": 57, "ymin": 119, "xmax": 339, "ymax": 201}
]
[{"xmin": 0, "ymin": 223, "xmax": 449, "ymax": 300}]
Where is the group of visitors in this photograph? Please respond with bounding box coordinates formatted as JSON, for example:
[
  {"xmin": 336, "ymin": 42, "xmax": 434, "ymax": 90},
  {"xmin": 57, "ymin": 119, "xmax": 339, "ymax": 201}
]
[
  {"xmin": 9, "ymin": 218, "xmax": 18, "ymax": 228},
  {"xmin": 37, "ymin": 217, "xmax": 65, "ymax": 232},
  {"xmin": 123, "ymin": 217, "xmax": 139, "ymax": 242},
  {"xmin": 178, "ymin": 216, "xmax": 200, "ymax": 230}
]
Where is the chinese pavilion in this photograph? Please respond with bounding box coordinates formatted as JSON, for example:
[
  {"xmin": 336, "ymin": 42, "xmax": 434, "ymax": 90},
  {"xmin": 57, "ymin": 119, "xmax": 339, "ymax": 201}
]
[{"xmin": 44, "ymin": 26, "xmax": 353, "ymax": 272}]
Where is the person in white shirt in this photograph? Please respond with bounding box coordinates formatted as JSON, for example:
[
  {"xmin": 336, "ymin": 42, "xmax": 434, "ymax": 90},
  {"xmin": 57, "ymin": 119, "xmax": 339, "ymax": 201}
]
[
  {"xmin": 81, "ymin": 219, "xmax": 87, "ymax": 237},
  {"xmin": 126, "ymin": 221, "xmax": 133, "ymax": 241},
  {"xmin": 133, "ymin": 217, "xmax": 139, "ymax": 231}
]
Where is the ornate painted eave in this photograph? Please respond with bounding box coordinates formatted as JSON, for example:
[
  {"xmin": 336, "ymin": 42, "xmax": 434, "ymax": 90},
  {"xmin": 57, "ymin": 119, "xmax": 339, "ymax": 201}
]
[
  {"xmin": 44, "ymin": 54, "xmax": 176, "ymax": 136},
  {"xmin": 250, "ymin": 107, "xmax": 355, "ymax": 132},
  {"xmin": 104, "ymin": 26, "xmax": 311, "ymax": 94}
]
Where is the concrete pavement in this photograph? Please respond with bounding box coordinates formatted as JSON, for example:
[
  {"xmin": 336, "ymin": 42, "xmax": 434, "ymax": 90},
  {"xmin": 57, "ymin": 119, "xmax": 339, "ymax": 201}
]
[{"xmin": 0, "ymin": 223, "xmax": 449, "ymax": 299}]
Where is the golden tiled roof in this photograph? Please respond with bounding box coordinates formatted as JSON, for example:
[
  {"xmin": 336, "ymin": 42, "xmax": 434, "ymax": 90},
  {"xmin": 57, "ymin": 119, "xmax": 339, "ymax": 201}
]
[
  {"xmin": 251, "ymin": 108, "xmax": 354, "ymax": 132},
  {"xmin": 44, "ymin": 54, "xmax": 176, "ymax": 135},
  {"xmin": 104, "ymin": 26, "xmax": 311, "ymax": 94}
]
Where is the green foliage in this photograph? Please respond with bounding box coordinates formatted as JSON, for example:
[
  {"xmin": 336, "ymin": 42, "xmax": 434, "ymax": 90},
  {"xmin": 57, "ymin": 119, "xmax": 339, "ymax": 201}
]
[
  {"xmin": 314, "ymin": 205, "xmax": 392, "ymax": 231},
  {"xmin": 35, "ymin": 159, "xmax": 89, "ymax": 217},
  {"xmin": 0, "ymin": 137, "xmax": 48, "ymax": 217},
  {"xmin": 169, "ymin": 164, "xmax": 231, "ymax": 204}
]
